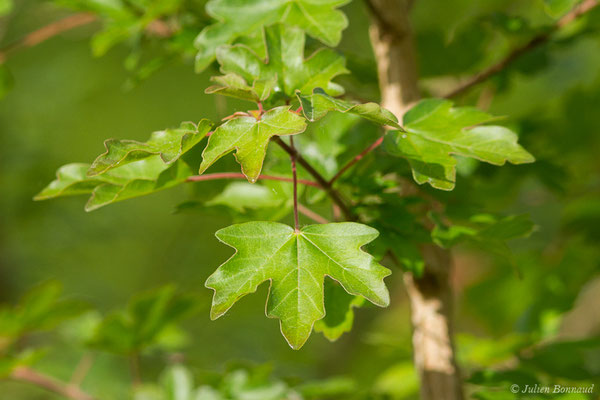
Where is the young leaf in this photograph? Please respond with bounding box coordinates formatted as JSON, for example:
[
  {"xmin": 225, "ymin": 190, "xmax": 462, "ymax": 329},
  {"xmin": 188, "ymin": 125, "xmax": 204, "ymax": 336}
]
[
  {"xmin": 314, "ymin": 279, "xmax": 365, "ymax": 342},
  {"xmin": 35, "ymin": 157, "xmax": 193, "ymax": 211},
  {"xmin": 205, "ymin": 221, "xmax": 391, "ymax": 349},
  {"xmin": 195, "ymin": 0, "xmax": 350, "ymax": 71},
  {"xmin": 385, "ymin": 99, "xmax": 535, "ymax": 190},
  {"xmin": 199, "ymin": 106, "xmax": 306, "ymax": 182},
  {"xmin": 431, "ymin": 214, "xmax": 535, "ymax": 262},
  {"xmin": 0, "ymin": 281, "xmax": 88, "ymax": 351},
  {"xmin": 89, "ymin": 286, "xmax": 200, "ymax": 354},
  {"xmin": 209, "ymin": 24, "xmax": 348, "ymax": 102},
  {"xmin": 296, "ymin": 88, "xmax": 401, "ymax": 128},
  {"xmin": 88, "ymin": 120, "xmax": 212, "ymax": 176}
]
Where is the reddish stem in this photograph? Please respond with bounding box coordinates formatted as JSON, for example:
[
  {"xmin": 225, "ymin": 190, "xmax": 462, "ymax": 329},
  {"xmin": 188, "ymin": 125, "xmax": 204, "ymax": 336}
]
[
  {"xmin": 290, "ymin": 136, "xmax": 300, "ymax": 230},
  {"xmin": 298, "ymin": 203, "xmax": 330, "ymax": 224},
  {"xmin": 0, "ymin": 13, "xmax": 96, "ymax": 62},
  {"xmin": 273, "ymin": 137, "xmax": 354, "ymax": 220},
  {"xmin": 186, "ymin": 172, "xmax": 322, "ymax": 189},
  {"xmin": 11, "ymin": 367, "xmax": 95, "ymax": 400},
  {"xmin": 329, "ymin": 135, "xmax": 384, "ymax": 184}
]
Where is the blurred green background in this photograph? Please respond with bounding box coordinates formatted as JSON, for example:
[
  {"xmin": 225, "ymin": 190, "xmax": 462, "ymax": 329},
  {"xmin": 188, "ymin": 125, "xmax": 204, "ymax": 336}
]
[{"xmin": 1, "ymin": 0, "xmax": 600, "ymax": 399}]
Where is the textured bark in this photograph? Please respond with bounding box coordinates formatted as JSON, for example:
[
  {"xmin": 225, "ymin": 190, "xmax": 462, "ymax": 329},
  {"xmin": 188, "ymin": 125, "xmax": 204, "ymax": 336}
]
[{"xmin": 368, "ymin": 1, "xmax": 464, "ymax": 399}]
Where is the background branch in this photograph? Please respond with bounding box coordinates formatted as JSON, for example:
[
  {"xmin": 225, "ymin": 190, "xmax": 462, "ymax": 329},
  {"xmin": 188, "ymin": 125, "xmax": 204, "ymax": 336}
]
[
  {"xmin": 0, "ymin": 13, "xmax": 96, "ymax": 63},
  {"xmin": 368, "ymin": 0, "xmax": 464, "ymax": 399},
  {"xmin": 444, "ymin": 0, "xmax": 599, "ymax": 98},
  {"xmin": 0, "ymin": 12, "xmax": 174, "ymax": 63},
  {"xmin": 11, "ymin": 367, "xmax": 95, "ymax": 400}
]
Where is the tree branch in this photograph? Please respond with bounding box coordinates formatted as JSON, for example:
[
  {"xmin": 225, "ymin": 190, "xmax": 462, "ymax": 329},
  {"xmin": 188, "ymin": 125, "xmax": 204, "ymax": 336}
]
[
  {"xmin": 69, "ymin": 353, "xmax": 94, "ymax": 387},
  {"xmin": 0, "ymin": 12, "xmax": 174, "ymax": 63},
  {"xmin": 272, "ymin": 137, "xmax": 354, "ymax": 220},
  {"xmin": 329, "ymin": 135, "xmax": 384, "ymax": 185},
  {"xmin": 368, "ymin": 1, "xmax": 464, "ymax": 399},
  {"xmin": 11, "ymin": 367, "xmax": 95, "ymax": 400},
  {"xmin": 298, "ymin": 203, "xmax": 330, "ymax": 224},
  {"xmin": 444, "ymin": 0, "xmax": 600, "ymax": 98},
  {"xmin": 0, "ymin": 13, "xmax": 96, "ymax": 63}
]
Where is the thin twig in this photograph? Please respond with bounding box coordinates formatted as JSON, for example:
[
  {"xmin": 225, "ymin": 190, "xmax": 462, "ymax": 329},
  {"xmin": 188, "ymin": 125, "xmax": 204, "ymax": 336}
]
[
  {"xmin": 273, "ymin": 137, "xmax": 355, "ymax": 221},
  {"xmin": 289, "ymin": 136, "xmax": 300, "ymax": 230},
  {"xmin": 129, "ymin": 353, "xmax": 141, "ymax": 386},
  {"xmin": 0, "ymin": 13, "xmax": 96, "ymax": 62},
  {"xmin": 298, "ymin": 203, "xmax": 330, "ymax": 224},
  {"xmin": 0, "ymin": 12, "xmax": 174, "ymax": 63},
  {"xmin": 69, "ymin": 353, "xmax": 94, "ymax": 387},
  {"xmin": 186, "ymin": 172, "xmax": 322, "ymax": 189},
  {"xmin": 11, "ymin": 367, "xmax": 95, "ymax": 400},
  {"xmin": 445, "ymin": 0, "xmax": 600, "ymax": 98},
  {"xmin": 329, "ymin": 136, "xmax": 384, "ymax": 184}
]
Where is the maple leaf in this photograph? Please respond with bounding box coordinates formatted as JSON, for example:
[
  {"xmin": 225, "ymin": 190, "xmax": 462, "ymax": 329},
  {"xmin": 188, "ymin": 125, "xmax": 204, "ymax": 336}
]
[
  {"xmin": 314, "ymin": 280, "xmax": 365, "ymax": 341},
  {"xmin": 296, "ymin": 88, "xmax": 401, "ymax": 128},
  {"xmin": 385, "ymin": 99, "xmax": 535, "ymax": 190},
  {"xmin": 205, "ymin": 221, "xmax": 391, "ymax": 349},
  {"xmin": 35, "ymin": 158, "xmax": 192, "ymax": 211},
  {"xmin": 88, "ymin": 120, "xmax": 212, "ymax": 176},
  {"xmin": 195, "ymin": 0, "xmax": 350, "ymax": 71},
  {"xmin": 206, "ymin": 24, "xmax": 348, "ymax": 102},
  {"xmin": 198, "ymin": 106, "xmax": 307, "ymax": 182}
]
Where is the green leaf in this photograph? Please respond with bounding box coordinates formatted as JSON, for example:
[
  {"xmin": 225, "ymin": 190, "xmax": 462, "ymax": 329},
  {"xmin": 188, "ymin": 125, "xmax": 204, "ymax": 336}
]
[
  {"xmin": 0, "ymin": 281, "xmax": 88, "ymax": 341},
  {"xmin": 199, "ymin": 106, "xmax": 306, "ymax": 182},
  {"xmin": 89, "ymin": 285, "xmax": 200, "ymax": 354},
  {"xmin": 297, "ymin": 376, "xmax": 357, "ymax": 399},
  {"xmin": 195, "ymin": 0, "xmax": 350, "ymax": 71},
  {"xmin": 161, "ymin": 364, "xmax": 194, "ymax": 400},
  {"xmin": 0, "ymin": 349, "xmax": 44, "ymax": 378},
  {"xmin": 373, "ymin": 362, "xmax": 420, "ymax": 400},
  {"xmin": 314, "ymin": 279, "xmax": 365, "ymax": 341},
  {"xmin": 206, "ymin": 182, "xmax": 284, "ymax": 212},
  {"xmin": 209, "ymin": 24, "xmax": 348, "ymax": 102},
  {"xmin": 543, "ymin": 0, "xmax": 580, "ymax": 18},
  {"xmin": 385, "ymin": 99, "xmax": 534, "ymax": 190},
  {"xmin": 0, "ymin": 0, "xmax": 12, "ymax": 16},
  {"xmin": 431, "ymin": 214, "xmax": 535, "ymax": 262},
  {"xmin": 195, "ymin": 386, "xmax": 223, "ymax": 400},
  {"xmin": 296, "ymin": 88, "xmax": 401, "ymax": 128},
  {"xmin": 35, "ymin": 157, "xmax": 193, "ymax": 211},
  {"xmin": 88, "ymin": 120, "xmax": 212, "ymax": 176},
  {"xmin": 520, "ymin": 337, "xmax": 600, "ymax": 381},
  {"xmin": 206, "ymin": 73, "xmax": 277, "ymax": 103},
  {"xmin": 0, "ymin": 282, "xmax": 88, "ymax": 358},
  {"xmin": 205, "ymin": 221, "xmax": 390, "ymax": 349},
  {"xmin": 217, "ymin": 369, "xmax": 295, "ymax": 400}
]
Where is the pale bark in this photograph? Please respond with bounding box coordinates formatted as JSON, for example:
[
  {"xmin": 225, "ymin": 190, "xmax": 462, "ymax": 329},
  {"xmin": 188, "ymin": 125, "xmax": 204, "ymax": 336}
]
[{"xmin": 368, "ymin": 1, "xmax": 464, "ymax": 399}]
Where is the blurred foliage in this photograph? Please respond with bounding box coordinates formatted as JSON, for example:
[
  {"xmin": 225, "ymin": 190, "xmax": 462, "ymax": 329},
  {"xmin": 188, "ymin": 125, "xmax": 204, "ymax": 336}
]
[{"xmin": 1, "ymin": 0, "xmax": 600, "ymax": 399}]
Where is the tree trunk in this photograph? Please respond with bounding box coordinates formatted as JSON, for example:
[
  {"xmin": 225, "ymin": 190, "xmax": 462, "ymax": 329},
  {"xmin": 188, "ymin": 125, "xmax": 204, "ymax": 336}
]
[{"xmin": 368, "ymin": 1, "xmax": 464, "ymax": 399}]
